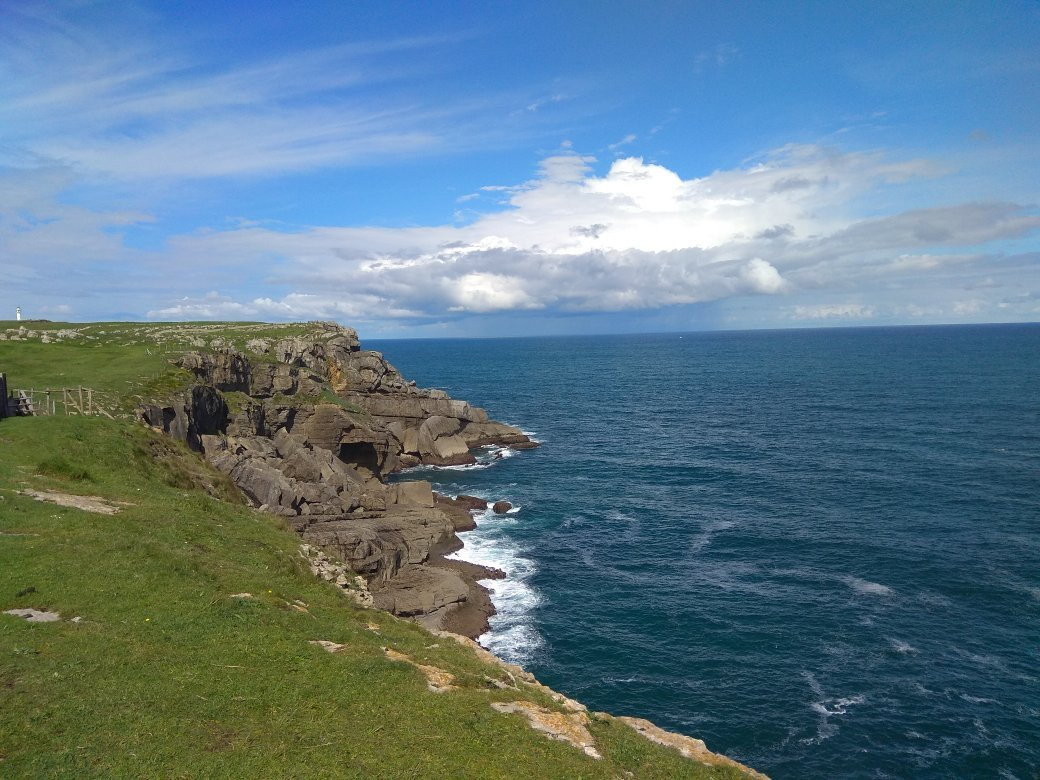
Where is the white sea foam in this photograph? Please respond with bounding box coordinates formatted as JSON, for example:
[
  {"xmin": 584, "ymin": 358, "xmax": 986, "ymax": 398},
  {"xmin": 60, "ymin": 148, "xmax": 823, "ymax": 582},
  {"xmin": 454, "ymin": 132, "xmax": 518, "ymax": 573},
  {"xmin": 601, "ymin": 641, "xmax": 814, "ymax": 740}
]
[
  {"xmin": 887, "ymin": 638, "xmax": 918, "ymax": 654},
  {"xmin": 405, "ymin": 446, "xmax": 518, "ymax": 473},
  {"xmin": 843, "ymin": 576, "xmax": 894, "ymax": 597},
  {"xmin": 810, "ymin": 695, "xmax": 866, "ymax": 718},
  {"xmin": 960, "ymin": 693, "xmax": 1000, "ymax": 705},
  {"xmin": 447, "ymin": 506, "xmax": 544, "ymax": 666},
  {"xmin": 800, "ymin": 671, "xmax": 865, "ymax": 744}
]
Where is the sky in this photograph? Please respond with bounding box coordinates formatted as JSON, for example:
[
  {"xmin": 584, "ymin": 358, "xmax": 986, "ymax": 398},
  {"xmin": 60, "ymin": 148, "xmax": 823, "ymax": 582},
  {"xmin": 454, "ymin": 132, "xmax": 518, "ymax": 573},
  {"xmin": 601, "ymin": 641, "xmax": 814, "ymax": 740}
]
[{"xmin": 1, "ymin": 1, "xmax": 1038, "ymax": 338}]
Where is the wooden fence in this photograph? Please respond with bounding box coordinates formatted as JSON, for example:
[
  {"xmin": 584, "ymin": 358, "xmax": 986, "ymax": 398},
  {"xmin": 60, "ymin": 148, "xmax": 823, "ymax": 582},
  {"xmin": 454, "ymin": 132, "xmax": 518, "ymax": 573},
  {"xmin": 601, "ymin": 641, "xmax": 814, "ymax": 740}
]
[{"xmin": 1, "ymin": 382, "xmax": 111, "ymax": 418}]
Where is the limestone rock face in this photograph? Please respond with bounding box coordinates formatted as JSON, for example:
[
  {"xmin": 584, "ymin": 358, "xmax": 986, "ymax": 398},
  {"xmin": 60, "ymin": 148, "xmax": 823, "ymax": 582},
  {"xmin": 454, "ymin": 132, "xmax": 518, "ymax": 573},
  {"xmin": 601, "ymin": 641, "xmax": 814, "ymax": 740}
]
[
  {"xmin": 176, "ymin": 349, "xmax": 251, "ymax": 393},
  {"xmin": 391, "ymin": 480, "xmax": 435, "ymax": 508},
  {"xmin": 461, "ymin": 420, "xmax": 533, "ymax": 448},
  {"xmin": 343, "ymin": 393, "xmax": 488, "ymax": 423},
  {"xmin": 284, "ymin": 403, "xmax": 399, "ymax": 477},
  {"xmin": 301, "ymin": 507, "xmax": 455, "ymax": 581},
  {"xmin": 434, "ymin": 495, "xmax": 480, "ymax": 531},
  {"xmin": 204, "ymin": 434, "xmax": 368, "ymax": 517},
  {"xmin": 414, "ymin": 415, "xmax": 474, "ymax": 466},
  {"xmin": 146, "ymin": 321, "xmax": 536, "ymax": 635},
  {"xmin": 291, "ymin": 404, "xmax": 360, "ymax": 453},
  {"xmin": 451, "ymin": 494, "xmax": 489, "ymax": 512},
  {"xmin": 189, "ymin": 385, "xmax": 229, "ymax": 436},
  {"xmin": 138, "ymin": 385, "xmax": 228, "ymax": 452},
  {"xmin": 369, "ymin": 565, "xmax": 470, "ymax": 619}
]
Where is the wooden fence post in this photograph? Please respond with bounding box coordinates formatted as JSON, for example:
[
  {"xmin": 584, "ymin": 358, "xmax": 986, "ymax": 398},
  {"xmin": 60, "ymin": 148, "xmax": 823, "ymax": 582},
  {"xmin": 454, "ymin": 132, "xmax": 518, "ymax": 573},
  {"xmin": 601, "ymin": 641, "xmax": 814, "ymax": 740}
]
[{"xmin": 1, "ymin": 384, "xmax": 104, "ymax": 418}]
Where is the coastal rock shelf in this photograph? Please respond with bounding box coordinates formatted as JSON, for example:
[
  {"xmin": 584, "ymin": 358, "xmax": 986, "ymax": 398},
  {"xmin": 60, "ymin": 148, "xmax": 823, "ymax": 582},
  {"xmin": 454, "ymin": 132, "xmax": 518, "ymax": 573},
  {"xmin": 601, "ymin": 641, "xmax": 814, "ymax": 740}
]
[{"xmin": 138, "ymin": 321, "xmax": 534, "ymax": 638}]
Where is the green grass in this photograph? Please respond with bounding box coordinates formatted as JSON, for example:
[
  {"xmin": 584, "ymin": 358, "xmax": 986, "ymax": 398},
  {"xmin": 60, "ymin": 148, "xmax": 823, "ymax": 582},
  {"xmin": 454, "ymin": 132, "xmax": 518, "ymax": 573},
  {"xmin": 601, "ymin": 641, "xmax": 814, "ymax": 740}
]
[
  {"xmin": 33, "ymin": 455, "xmax": 94, "ymax": 482},
  {"xmin": 0, "ymin": 323, "xmax": 759, "ymax": 778},
  {"xmin": 0, "ymin": 316, "xmax": 375, "ymax": 424},
  {"xmin": 0, "ymin": 340, "xmax": 181, "ymax": 412},
  {"xmin": 0, "ymin": 416, "xmax": 750, "ymax": 778},
  {"xmin": 0, "ymin": 320, "xmax": 351, "ymax": 415}
]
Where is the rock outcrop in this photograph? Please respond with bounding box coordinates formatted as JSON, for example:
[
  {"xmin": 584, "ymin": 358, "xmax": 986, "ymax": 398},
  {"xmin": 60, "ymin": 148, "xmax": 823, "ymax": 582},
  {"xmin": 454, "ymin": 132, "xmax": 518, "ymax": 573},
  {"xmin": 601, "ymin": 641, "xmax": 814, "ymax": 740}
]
[
  {"xmin": 140, "ymin": 322, "xmax": 536, "ymax": 637},
  {"xmin": 139, "ymin": 385, "xmax": 229, "ymax": 452}
]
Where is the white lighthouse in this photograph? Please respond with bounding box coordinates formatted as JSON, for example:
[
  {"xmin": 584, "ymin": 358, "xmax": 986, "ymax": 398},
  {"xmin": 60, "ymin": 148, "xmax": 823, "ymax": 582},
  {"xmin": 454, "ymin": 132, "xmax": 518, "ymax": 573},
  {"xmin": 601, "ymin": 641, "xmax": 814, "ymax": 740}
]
[{"xmin": 15, "ymin": 307, "xmax": 21, "ymax": 322}]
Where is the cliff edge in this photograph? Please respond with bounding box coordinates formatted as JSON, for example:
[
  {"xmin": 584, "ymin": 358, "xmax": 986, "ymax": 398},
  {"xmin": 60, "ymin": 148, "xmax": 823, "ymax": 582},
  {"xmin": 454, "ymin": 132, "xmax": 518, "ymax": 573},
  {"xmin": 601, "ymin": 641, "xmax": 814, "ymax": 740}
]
[{"xmin": 138, "ymin": 321, "xmax": 533, "ymax": 638}]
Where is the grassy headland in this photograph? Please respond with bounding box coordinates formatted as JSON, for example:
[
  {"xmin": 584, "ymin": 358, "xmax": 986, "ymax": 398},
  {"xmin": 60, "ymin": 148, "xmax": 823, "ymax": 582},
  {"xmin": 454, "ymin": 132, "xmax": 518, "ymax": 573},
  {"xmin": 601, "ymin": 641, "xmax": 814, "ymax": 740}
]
[{"xmin": 0, "ymin": 322, "xmax": 757, "ymax": 778}]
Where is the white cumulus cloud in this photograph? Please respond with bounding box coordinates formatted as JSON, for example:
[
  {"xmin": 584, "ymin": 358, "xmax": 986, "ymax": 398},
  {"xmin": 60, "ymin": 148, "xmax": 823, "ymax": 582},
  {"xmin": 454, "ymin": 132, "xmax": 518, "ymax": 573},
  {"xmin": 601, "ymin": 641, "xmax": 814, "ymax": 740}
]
[
  {"xmin": 153, "ymin": 143, "xmax": 1040, "ymax": 323},
  {"xmin": 5, "ymin": 141, "xmax": 1038, "ymax": 328}
]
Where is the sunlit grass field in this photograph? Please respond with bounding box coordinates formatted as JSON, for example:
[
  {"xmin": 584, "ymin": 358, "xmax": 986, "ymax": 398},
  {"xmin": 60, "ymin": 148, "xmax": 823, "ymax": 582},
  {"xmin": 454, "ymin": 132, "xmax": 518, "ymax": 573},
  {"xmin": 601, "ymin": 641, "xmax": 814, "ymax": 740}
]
[{"xmin": 0, "ymin": 324, "xmax": 752, "ymax": 778}]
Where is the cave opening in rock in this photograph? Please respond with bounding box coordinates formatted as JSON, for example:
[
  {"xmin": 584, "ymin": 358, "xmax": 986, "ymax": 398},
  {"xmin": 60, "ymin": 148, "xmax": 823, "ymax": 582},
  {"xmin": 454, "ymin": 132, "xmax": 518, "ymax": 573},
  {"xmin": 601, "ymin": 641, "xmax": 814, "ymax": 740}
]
[{"xmin": 339, "ymin": 441, "xmax": 380, "ymax": 476}]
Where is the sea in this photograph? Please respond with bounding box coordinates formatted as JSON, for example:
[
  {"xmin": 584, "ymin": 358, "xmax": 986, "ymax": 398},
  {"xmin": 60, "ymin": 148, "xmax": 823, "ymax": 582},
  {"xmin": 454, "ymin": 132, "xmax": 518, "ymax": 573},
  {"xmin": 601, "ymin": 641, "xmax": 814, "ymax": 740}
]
[{"xmin": 371, "ymin": 324, "xmax": 1040, "ymax": 779}]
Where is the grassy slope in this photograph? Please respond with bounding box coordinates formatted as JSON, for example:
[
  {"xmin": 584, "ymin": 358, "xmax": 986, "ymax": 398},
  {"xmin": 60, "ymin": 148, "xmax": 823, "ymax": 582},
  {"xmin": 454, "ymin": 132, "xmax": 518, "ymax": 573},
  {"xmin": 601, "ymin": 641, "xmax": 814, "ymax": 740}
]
[
  {"xmin": 0, "ymin": 325, "xmax": 753, "ymax": 778},
  {"xmin": 0, "ymin": 321, "xmax": 321, "ymax": 413}
]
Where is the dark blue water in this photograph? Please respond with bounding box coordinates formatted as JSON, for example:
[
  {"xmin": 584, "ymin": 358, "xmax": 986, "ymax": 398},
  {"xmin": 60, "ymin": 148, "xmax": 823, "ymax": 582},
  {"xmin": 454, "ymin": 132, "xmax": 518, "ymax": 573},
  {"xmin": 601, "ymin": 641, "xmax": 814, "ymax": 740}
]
[{"xmin": 370, "ymin": 324, "xmax": 1040, "ymax": 779}]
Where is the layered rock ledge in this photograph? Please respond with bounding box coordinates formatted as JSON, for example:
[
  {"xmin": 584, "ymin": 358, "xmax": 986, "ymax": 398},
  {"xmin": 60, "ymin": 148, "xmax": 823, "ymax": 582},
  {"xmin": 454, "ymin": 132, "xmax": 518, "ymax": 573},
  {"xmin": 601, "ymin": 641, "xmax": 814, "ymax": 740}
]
[{"xmin": 139, "ymin": 321, "xmax": 534, "ymax": 637}]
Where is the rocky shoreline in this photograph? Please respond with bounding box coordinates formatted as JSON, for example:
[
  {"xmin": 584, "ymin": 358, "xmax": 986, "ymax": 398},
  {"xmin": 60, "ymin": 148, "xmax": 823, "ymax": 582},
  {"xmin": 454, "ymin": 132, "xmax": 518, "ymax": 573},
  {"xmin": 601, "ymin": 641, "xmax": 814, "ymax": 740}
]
[
  {"xmin": 138, "ymin": 321, "xmax": 534, "ymax": 639},
  {"xmin": 130, "ymin": 320, "xmax": 769, "ymax": 777}
]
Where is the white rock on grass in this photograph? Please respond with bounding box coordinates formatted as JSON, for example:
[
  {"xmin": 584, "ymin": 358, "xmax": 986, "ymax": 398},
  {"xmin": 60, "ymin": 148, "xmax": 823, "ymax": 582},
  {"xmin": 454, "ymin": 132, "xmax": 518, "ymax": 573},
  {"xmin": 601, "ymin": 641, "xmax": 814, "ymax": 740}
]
[{"xmin": 4, "ymin": 608, "xmax": 61, "ymax": 623}]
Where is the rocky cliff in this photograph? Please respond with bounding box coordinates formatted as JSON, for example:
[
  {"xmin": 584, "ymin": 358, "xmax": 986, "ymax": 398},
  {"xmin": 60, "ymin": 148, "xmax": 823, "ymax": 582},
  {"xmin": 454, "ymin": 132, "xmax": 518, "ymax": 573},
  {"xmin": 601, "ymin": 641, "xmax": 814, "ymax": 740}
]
[{"xmin": 139, "ymin": 321, "xmax": 535, "ymax": 637}]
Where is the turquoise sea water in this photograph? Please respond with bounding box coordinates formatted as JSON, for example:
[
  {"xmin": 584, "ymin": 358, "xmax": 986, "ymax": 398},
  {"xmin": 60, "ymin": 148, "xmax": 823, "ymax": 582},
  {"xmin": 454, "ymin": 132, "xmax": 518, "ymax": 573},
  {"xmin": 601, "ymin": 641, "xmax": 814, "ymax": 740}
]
[{"xmin": 372, "ymin": 324, "xmax": 1040, "ymax": 779}]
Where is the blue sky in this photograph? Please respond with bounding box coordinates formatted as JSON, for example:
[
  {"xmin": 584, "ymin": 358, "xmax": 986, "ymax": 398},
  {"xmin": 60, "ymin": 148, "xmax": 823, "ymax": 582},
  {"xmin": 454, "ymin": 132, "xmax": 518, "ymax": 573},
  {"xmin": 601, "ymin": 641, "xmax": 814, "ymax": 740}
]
[{"xmin": 1, "ymin": 1, "xmax": 1038, "ymax": 337}]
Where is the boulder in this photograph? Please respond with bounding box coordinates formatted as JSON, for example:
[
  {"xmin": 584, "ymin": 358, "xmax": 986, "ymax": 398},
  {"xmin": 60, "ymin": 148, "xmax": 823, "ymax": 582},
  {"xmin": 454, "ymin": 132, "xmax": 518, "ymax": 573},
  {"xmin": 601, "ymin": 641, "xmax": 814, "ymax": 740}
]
[
  {"xmin": 392, "ymin": 481, "xmax": 435, "ymax": 508},
  {"xmin": 452, "ymin": 494, "xmax": 489, "ymax": 512},
  {"xmin": 434, "ymin": 496, "xmax": 479, "ymax": 532},
  {"xmin": 423, "ymin": 415, "xmax": 462, "ymax": 439},
  {"xmin": 492, "ymin": 501, "xmax": 513, "ymax": 514},
  {"xmin": 229, "ymin": 460, "xmax": 298, "ymax": 511},
  {"xmin": 279, "ymin": 448, "xmax": 324, "ymax": 484},
  {"xmin": 416, "ymin": 415, "xmax": 475, "ymax": 466},
  {"xmin": 402, "ymin": 425, "xmax": 420, "ymax": 455},
  {"xmin": 460, "ymin": 420, "xmax": 535, "ymax": 448},
  {"xmin": 369, "ymin": 566, "xmax": 470, "ymax": 619},
  {"xmin": 397, "ymin": 453, "xmax": 421, "ymax": 469}
]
